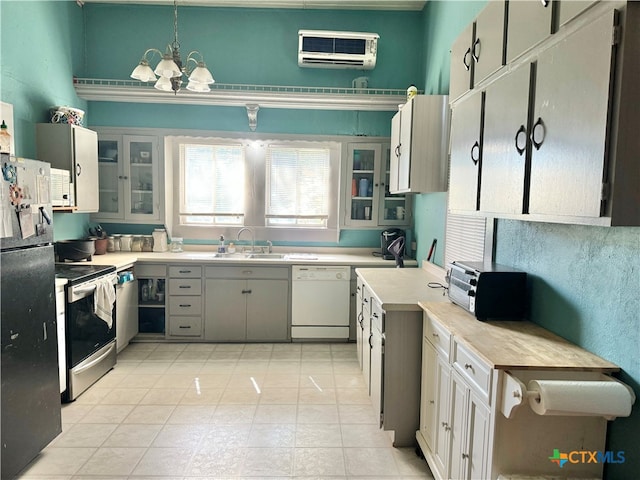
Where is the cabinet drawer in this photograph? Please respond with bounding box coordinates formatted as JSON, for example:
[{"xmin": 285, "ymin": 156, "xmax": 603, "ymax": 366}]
[
  {"xmin": 424, "ymin": 312, "xmax": 451, "ymax": 360},
  {"xmin": 205, "ymin": 266, "xmax": 289, "ymax": 279},
  {"xmin": 169, "ymin": 266, "xmax": 202, "ymax": 278},
  {"xmin": 136, "ymin": 263, "xmax": 166, "ymax": 277},
  {"xmin": 169, "ymin": 316, "xmax": 202, "ymax": 337},
  {"xmin": 168, "ymin": 278, "xmax": 202, "ymax": 295},
  {"xmin": 168, "ymin": 296, "xmax": 202, "ymax": 315},
  {"xmin": 452, "ymin": 340, "xmax": 492, "ymax": 402}
]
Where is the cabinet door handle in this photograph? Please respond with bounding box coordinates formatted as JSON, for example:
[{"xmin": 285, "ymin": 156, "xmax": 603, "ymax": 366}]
[
  {"xmin": 179, "ymin": 285, "xmax": 191, "ymax": 289},
  {"xmin": 373, "ymin": 313, "xmax": 378, "ymax": 318},
  {"xmin": 395, "ymin": 144, "xmax": 402, "ymax": 158},
  {"xmin": 515, "ymin": 125, "xmax": 527, "ymax": 156},
  {"xmin": 432, "ymin": 332, "xmax": 439, "ymax": 338},
  {"xmin": 429, "ymin": 400, "xmax": 435, "ymax": 404},
  {"xmin": 368, "ymin": 333, "xmax": 373, "ymax": 349},
  {"xmin": 462, "ymin": 453, "xmax": 469, "ymax": 459},
  {"xmin": 242, "ymin": 289, "xmax": 252, "ymax": 294},
  {"xmin": 531, "ymin": 117, "xmax": 546, "ymax": 150},
  {"xmin": 179, "ymin": 325, "xmax": 191, "ymax": 329},
  {"xmin": 179, "ymin": 304, "xmax": 192, "ymax": 308},
  {"xmin": 540, "ymin": 0, "xmax": 549, "ymax": 7},
  {"xmin": 463, "ymin": 47, "xmax": 472, "ymax": 71},
  {"xmin": 472, "ymin": 38, "xmax": 480, "ymax": 62},
  {"xmin": 470, "ymin": 140, "xmax": 480, "ymax": 165},
  {"xmin": 179, "ymin": 270, "xmax": 192, "ymax": 274},
  {"xmin": 76, "ymin": 163, "xmax": 82, "ymax": 176},
  {"xmin": 465, "ymin": 363, "xmax": 474, "ymax": 370}
]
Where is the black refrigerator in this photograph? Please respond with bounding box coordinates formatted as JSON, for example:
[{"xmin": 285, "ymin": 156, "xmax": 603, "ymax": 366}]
[{"xmin": 0, "ymin": 156, "xmax": 61, "ymax": 479}]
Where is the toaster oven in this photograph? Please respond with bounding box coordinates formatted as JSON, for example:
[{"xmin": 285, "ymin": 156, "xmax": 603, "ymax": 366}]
[{"xmin": 447, "ymin": 261, "xmax": 527, "ymax": 320}]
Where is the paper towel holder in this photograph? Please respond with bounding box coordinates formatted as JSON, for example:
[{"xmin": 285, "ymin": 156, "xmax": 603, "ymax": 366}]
[{"xmin": 501, "ymin": 372, "xmax": 636, "ymax": 420}]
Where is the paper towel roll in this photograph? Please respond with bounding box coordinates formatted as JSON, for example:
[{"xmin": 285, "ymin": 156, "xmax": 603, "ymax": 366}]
[{"xmin": 527, "ymin": 379, "xmax": 635, "ymax": 419}]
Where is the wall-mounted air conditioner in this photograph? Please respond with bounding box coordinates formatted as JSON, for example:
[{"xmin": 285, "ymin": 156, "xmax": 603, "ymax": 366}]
[{"xmin": 298, "ymin": 30, "xmax": 379, "ymax": 70}]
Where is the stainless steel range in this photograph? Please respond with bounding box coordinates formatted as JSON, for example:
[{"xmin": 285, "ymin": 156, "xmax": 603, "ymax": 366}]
[{"xmin": 55, "ymin": 263, "xmax": 118, "ymax": 402}]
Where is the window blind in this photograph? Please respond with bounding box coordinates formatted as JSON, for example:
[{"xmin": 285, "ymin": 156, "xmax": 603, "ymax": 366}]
[
  {"xmin": 265, "ymin": 146, "xmax": 330, "ymax": 227},
  {"xmin": 180, "ymin": 143, "xmax": 245, "ymax": 225},
  {"xmin": 444, "ymin": 213, "xmax": 486, "ymax": 268}
]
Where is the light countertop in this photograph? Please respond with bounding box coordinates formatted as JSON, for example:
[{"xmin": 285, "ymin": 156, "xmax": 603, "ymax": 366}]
[
  {"xmin": 355, "ymin": 263, "xmax": 449, "ymax": 312},
  {"xmin": 59, "ymin": 248, "xmax": 417, "ymax": 271}
]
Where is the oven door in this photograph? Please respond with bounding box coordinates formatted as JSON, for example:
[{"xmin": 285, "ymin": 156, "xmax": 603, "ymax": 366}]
[{"xmin": 65, "ymin": 275, "xmax": 117, "ymax": 401}]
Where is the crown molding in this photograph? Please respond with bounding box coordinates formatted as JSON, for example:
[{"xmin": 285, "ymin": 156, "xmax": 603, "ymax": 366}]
[{"xmin": 74, "ymin": 79, "xmax": 408, "ymax": 111}]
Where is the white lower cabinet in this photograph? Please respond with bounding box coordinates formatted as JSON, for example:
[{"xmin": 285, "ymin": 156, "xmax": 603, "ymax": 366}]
[
  {"xmin": 418, "ymin": 303, "xmax": 616, "ymax": 479},
  {"xmin": 167, "ymin": 266, "xmax": 203, "ymax": 339},
  {"xmin": 204, "ymin": 266, "xmax": 289, "ymax": 342},
  {"xmin": 55, "ymin": 283, "xmax": 66, "ymax": 394},
  {"xmin": 419, "ymin": 311, "xmax": 493, "ymax": 480}
]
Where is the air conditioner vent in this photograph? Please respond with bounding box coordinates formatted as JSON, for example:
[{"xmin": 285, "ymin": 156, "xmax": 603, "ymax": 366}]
[{"xmin": 298, "ymin": 29, "xmax": 379, "ymax": 70}]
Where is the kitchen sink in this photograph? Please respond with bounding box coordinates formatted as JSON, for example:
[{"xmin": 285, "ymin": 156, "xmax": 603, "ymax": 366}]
[{"xmin": 244, "ymin": 253, "xmax": 287, "ymax": 259}]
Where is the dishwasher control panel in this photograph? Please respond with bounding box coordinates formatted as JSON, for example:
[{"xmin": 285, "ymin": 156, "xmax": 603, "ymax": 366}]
[{"xmin": 292, "ymin": 266, "xmax": 350, "ymax": 281}]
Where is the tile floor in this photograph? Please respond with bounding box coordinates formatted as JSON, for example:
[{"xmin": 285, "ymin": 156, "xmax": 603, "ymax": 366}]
[{"xmin": 18, "ymin": 342, "xmax": 434, "ymax": 479}]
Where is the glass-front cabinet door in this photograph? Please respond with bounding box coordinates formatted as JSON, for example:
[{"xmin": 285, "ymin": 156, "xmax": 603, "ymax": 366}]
[
  {"xmin": 126, "ymin": 136, "xmax": 159, "ymax": 220},
  {"xmin": 378, "ymin": 144, "xmax": 411, "ymax": 225},
  {"xmin": 97, "ymin": 135, "xmax": 124, "ymax": 219},
  {"xmin": 346, "ymin": 144, "xmax": 380, "ymax": 226},
  {"xmin": 344, "ymin": 143, "xmax": 411, "ymax": 227},
  {"xmin": 94, "ymin": 133, "xmax": 160, "ymax": 223}
]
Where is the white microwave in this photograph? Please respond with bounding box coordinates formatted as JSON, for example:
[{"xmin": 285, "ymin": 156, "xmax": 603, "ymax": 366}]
[{"xmin": 51, "ymin": 168, "xmax": 72, "ymax": 207}]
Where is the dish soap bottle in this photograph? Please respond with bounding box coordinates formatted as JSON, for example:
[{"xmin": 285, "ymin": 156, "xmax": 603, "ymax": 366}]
[{"xmin": 218, "ymin": 235, "xmax": 226, "ymax": 253}]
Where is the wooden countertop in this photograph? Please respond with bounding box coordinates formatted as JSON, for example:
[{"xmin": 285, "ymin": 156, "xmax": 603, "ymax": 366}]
[
  {"xmin": 356, "ymin": 263, "xmax": 449, "ymax": 312},
  {"xmin": 421, "ymin": 301, "xmax": 619, "ymax": 373}
]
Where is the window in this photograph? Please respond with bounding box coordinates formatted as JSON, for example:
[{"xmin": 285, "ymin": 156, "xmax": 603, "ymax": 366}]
[
  {"xmin": 169, "ymin": 135, "xmax": 341, "ymax": 243},
  {"xmin": 179, "ymin": 142, "xmax": 245, "ymax": 226},
  {"xmin": 265, "ymin": 146, "xmax": 330, "ymax": 227}
]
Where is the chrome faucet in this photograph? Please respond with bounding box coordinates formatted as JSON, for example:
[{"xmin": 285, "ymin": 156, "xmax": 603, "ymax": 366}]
[
  {"xmin": 237, "ymin": 227, "xmax": 255, "ymax": 253},
  {"xmin": 266, "ymin": 240, "xmax": 273, "ymax": 253}
]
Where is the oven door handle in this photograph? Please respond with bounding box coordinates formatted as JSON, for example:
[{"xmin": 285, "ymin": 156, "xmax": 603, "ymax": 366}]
[
  {"xmin": 69, "ymin": 285, "xmax": 97, "ymax": 303},
  {"xmin": 72, "ymin": 345, "xmax": 114, "ymax": 375}
]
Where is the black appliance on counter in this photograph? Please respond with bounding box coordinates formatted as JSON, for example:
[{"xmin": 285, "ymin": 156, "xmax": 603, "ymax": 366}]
[
  {"xmin": 447, "ymin": 261, "xmax": 528, "ymax": 320},
  {"xmin": 1, "ymin": 157, "xmax": 61, "ymax": 479},
  {"xmin": 55, "ymin": 262, "xmax": 118, "ymax": 402},
  {"xmin": 380, "ymin": 228, "xmax": 405, "ymax": 260}
]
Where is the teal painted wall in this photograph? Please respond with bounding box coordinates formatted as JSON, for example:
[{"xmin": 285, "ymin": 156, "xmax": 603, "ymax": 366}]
[
  {"xmin": 496, "ymin": 221, "xmax": 640, "ymax": 478},
  {"xmin": 0, "ymin": 0, "xmax": 91, "ymax": 240},
  {"xmin": 412, "ymin": 1, "xmax": 485, "ymax": 267}
]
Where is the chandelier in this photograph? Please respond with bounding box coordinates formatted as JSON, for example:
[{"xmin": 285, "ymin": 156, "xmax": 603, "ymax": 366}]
[{"xmin": 130, "ymin": 0, "xmax": 214, "ymax": 93}]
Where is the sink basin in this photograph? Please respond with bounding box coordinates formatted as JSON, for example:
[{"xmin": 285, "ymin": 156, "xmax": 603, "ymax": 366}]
[
  {"xmin": 181, "ymin": 253, "xmax": 221, "ymax": 259},
  {"xmin": 245, "ymin": 253, "xmax": 287, "ymax": 259}
]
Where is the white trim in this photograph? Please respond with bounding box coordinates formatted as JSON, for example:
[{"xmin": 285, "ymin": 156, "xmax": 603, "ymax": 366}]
[{"xmin": 74, "ymin": 79, "xmax": 408, "ymax": 111}]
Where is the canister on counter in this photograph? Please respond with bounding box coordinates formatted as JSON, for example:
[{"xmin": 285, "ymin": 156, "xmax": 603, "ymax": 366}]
[
  {"xmin": 131, "ymin": 235, "xmax": 143, "ymax": 252},
  {"xmin": 106, "ymin": 236, "xmax": 116, "ymax": 252},
  {"xmin": 142, "ymin": 235, "xmax": 153, "ymax": 252},
  {"xmin": 120, "ymin": 234, "xmax": 132, "ymax": 251},
  {"xmin": 112, "ymin": 234, "xmax": 121, "ymax": 251}
]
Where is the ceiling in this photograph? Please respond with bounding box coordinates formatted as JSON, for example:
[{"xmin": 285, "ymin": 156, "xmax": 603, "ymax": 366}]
[{"xmin": 79, "ymin": 0, "xmax": 427, "ymax": 11}]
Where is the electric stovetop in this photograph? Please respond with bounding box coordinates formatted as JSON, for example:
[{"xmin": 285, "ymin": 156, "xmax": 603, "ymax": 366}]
[{"xmin": 55, "ymin": 263, "xmax": 116, "ymax": 285}]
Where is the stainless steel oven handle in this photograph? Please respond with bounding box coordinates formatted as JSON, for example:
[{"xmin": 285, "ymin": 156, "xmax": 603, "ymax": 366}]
[{"xmin": 72, "ymin": 345, "xmax": 114, "ymax": 375}]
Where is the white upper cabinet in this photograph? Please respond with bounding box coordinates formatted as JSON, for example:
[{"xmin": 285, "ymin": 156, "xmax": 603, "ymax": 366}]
[
  {"xmin": 506, "ymin": 0, "xmax": 554, "ymax": 63},
  {"xmin": 449, "ymin": 22, "xmax": 475, "ymax": 102},
  {"xmin": 389, "ymin": 95, "xmax": 450, "ymax": 195},
  {"xmin": 448, "ymin": 1, "xmax": 640, "ymax": 226},
  {"xmin": 527, "ymin": 9, "xmax": 616, "ymax": 218},
  {"xmin": 473, "ymin": 0, "xmax": 506, "ymax": 85},
  {"xmin": 448, "ymin": 90, "xmax": 483, "ymax": 213},
  {"xmin": 479, "ymin": 62, "xmax": 532, "ymax": 215},
  {"xmin": 93, "ymin": 132, "xmax": 163, "ymax": 223},
  {"xmin": 36, "ymin": 123, "xmax": 99, "ymax": 213}
]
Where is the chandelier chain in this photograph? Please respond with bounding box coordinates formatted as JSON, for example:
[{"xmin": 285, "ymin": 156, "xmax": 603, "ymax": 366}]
[{"xmin": 172, "ymin": 0, "xmax": 180, "ymax": 51}]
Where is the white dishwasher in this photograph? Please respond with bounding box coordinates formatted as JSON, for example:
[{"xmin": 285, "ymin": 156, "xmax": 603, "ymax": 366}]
[{"xmin": 291, "ymin": 265, "xmax": 351, "ymax": 340}]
